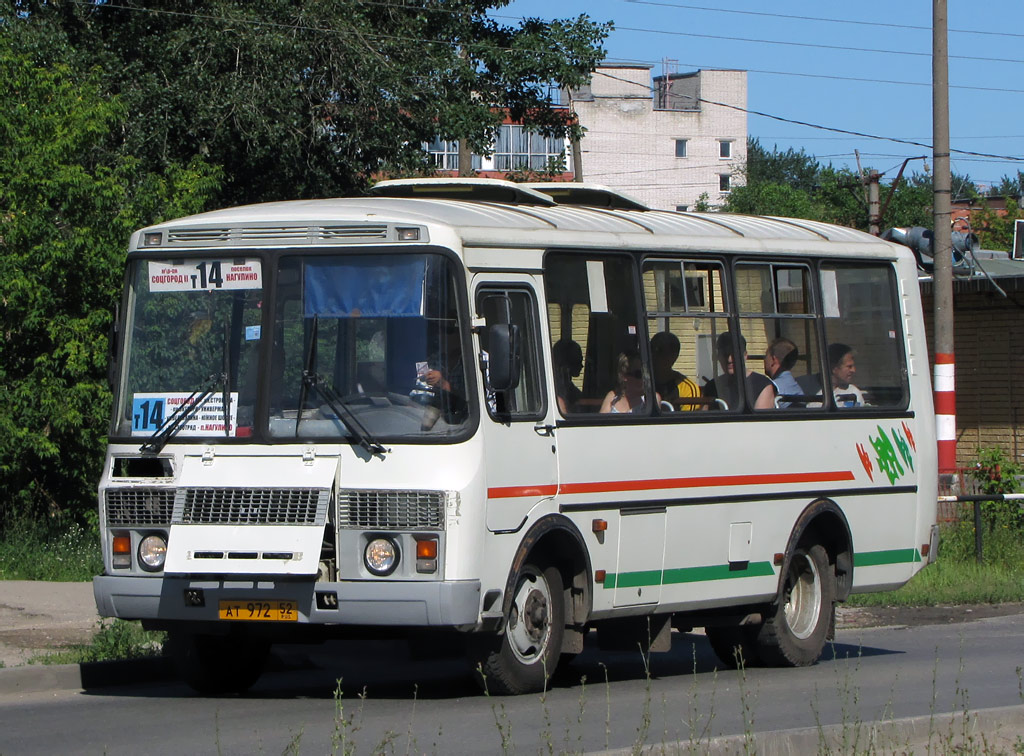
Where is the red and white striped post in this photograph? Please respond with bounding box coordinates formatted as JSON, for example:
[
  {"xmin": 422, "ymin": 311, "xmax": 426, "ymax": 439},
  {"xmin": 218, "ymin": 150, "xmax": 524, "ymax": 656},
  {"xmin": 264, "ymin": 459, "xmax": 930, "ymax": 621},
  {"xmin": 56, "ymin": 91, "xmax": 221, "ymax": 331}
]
[{"xmin": 934, "ymin": 353, "xmax": 957, "ymax": 474}]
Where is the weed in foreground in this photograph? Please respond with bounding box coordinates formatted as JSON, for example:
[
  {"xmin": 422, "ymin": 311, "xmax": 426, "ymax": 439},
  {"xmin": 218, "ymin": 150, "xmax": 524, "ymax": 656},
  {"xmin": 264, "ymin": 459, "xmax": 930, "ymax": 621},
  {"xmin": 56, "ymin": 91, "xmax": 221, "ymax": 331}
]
[{"xmin": 29, "ymin": 619, "xmax": 164, "ymax": 665}]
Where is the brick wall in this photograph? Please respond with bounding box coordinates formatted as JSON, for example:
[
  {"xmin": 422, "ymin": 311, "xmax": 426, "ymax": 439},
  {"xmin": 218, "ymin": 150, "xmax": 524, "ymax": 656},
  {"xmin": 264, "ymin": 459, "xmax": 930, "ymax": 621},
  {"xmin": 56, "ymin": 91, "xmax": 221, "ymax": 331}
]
[{"xmin": 921, "ymin": 285, "xmax": 1024, "ymax": 466}]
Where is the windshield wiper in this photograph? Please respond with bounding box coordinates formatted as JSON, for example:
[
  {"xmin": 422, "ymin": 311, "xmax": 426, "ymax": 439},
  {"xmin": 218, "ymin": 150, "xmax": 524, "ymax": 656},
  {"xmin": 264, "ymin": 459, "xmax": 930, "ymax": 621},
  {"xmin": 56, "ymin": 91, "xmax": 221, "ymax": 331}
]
[
  {"xmin": 140, "ymin": 372, "xmax": 226, "ymax": 454},
  {"xmin": 295, "ymin": 315, "xmax": 389, "ymax": 457},
  {"xmin": 301, "ymin": 371, "xmax": 389, "ymax": 457}
]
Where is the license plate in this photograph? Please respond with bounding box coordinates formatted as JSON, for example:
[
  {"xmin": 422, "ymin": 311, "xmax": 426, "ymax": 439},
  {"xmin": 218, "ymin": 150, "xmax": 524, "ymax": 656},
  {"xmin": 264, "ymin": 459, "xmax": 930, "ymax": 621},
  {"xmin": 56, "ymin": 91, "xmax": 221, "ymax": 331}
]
[{"xmin": 218, "ymin": 599, "xmax": 298, "ymax": 622}]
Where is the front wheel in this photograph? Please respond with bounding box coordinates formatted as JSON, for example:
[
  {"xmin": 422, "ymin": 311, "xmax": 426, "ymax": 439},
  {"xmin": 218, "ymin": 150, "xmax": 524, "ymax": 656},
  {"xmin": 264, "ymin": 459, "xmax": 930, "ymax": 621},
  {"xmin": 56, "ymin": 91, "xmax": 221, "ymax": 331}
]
[
  {"xmin": 167, "ymin": 628, "xmax": 270, "ymax": 695},
  {"xmin": 756, "ymin": 543, "xmax": 835, "ymax": 666},
  {"xmin": 471, "ymin": 561, "xmax": 564, "ymax": 695}
]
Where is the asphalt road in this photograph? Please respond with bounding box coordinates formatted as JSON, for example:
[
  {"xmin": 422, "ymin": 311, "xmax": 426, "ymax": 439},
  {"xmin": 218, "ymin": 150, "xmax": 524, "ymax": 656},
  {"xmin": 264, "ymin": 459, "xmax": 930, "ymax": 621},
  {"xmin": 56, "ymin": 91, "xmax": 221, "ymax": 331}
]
[{"xmin": 1, "ymin": 613, "xmax": 1022, "ymax": 755}]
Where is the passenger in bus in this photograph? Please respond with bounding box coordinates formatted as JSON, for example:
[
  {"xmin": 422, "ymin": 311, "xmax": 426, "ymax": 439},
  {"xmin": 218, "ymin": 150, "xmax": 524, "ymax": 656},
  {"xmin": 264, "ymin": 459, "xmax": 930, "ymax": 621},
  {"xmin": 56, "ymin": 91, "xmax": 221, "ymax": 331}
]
[
  {"xmin": 599, "ymin": 351, "xmax": 659, "ymax": 414},
  {"xmin": 828, "ymin": 343, "xmax": 866, "ymax": 407},
  {"xmin": 764, "ymin": 337, "xmax": 803, "ymax": 408},
  {"xmin": 702, "ymin": 332, "xmax": 775, "ymax": 410},
  {"xmin": 650, "ymin": 331, "xmax": 701, "ymax": 411},
  {"xmin": 552, "ymin": 338, "xmax": 584, "ymax": 414}
]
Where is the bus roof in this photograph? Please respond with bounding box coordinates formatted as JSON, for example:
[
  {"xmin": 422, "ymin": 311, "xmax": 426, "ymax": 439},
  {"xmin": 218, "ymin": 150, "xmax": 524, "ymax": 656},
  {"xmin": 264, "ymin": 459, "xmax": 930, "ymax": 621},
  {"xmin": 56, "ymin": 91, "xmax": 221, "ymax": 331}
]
[{"xmin": 133, "ymin": 178, "xmax": 897, "ymax": 254}]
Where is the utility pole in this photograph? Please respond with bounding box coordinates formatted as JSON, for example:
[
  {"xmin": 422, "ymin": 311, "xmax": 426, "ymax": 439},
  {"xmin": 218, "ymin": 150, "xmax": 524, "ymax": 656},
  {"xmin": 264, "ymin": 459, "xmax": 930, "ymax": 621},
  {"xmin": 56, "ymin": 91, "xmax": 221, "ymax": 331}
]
[
  {"xmin": 867, "ymin": 171, "xmax": 881, "ymax": 235},
  {"xmin": 933, "ymin": 0, "xmax": 957, "ymax": 479}
]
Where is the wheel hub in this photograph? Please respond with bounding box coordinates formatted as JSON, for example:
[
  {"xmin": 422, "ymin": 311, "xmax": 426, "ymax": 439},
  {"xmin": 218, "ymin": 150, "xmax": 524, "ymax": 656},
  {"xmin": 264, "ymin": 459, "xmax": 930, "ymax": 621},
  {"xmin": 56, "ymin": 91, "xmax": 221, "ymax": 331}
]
[{"xmin": 507, "ymin": 571, "xmax": 552, "ymax": 663}]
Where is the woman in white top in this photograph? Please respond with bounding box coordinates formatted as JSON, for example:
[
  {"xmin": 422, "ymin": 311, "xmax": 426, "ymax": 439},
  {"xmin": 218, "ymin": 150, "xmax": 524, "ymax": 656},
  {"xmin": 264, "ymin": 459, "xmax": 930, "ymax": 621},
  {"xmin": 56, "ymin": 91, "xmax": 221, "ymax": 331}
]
[
  {"xmin": 600, "ymin": 351, "xmax": 660, "ymax": 414},
  {"xmin": 828, "ymin": 343, "xmax": 866, "ymax": 407}
]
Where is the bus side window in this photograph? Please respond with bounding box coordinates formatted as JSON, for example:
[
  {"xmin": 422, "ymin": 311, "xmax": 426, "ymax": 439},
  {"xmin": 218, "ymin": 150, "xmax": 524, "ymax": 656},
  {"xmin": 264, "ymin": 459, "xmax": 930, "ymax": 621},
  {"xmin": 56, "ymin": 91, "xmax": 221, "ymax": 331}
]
[
  {"xmin": 545, "ymin": 254, "xmax": 644, "ymax": 416},
  {"xmin": 735, "ymin": 262, "xmax": 821, "ymax": 411},
  {"xmin": 643, "ymin": 259, "xmax": 729, "ymax": 411},
  {"xmin": 476, "ymin": 288, "xmax": 544, "ymax": 419},
  {"xmin": 820, "ymin": 264, "xmax": 907, "ymax": 408}
]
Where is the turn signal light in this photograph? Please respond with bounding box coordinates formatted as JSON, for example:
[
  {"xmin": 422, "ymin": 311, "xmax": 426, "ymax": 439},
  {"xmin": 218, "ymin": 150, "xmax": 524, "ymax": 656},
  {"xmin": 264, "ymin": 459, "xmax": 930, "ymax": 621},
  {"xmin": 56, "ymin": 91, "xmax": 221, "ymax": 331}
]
[
  {"xmin": 415, "ymin": 538, "xmax": 438, "ymax": 574},
  {"xmin": 112, "ymin": 533, "xmax": 132, "ymax": 569}
]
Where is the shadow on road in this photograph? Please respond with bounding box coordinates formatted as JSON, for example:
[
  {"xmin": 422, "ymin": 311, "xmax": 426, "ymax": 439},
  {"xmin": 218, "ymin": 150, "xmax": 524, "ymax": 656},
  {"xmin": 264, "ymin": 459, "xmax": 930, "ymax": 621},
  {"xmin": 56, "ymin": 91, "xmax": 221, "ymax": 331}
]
[{"xmin": 82, "ymin": 630, "xmax": 902, "ymax": 702}]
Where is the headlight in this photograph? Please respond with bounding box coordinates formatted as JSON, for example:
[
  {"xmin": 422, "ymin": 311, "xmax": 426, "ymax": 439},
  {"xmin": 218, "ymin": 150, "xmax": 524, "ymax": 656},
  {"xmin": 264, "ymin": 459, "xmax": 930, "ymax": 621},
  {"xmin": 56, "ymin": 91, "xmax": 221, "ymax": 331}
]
[
  {"xmin": 364, "ymin": 537, "xmax": 399, "ymax": 576},
  {"xmin": 138, "ymin": 534, "xmax": 167, "ymax": 572}
]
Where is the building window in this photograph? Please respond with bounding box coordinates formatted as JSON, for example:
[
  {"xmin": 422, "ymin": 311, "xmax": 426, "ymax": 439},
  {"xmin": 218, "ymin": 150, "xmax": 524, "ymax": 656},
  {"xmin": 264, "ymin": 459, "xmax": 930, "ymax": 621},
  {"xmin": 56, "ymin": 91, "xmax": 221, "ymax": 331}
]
[
  {"xmin": 423, "ymin": 138, "xmax": 480, "ymax": 172},
  {"xmin": 675, "ymin": 205, "xmax": 689, "ymax": 212},
  {"xmin": 719, "ymin": 174, "xmax": 731, "ymax": 193},
  {"xmin": 719, "ymin": 140, "xmax": 732, "ymax": 159},
  {"xmin": 674, "ymin": 139, "xmax": 688, "ymax": 158},
  {"xmin": 494, "ymin": 125, "xmax": 565, "ymax": 171}
]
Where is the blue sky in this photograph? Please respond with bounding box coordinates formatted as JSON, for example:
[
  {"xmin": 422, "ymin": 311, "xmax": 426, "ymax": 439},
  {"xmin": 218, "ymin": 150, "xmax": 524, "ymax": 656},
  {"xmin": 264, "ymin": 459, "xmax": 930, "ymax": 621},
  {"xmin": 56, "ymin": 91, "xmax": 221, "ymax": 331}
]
[{"xmin": 501, "ymin": 0, "xmax": 1024, "ymax": 191}]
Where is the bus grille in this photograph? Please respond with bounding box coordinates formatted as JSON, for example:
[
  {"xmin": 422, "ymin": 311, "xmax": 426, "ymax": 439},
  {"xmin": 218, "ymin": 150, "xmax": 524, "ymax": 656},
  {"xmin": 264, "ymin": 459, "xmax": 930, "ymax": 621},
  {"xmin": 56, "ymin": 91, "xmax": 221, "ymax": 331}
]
[
  {"xmin": 337, "ymin": 489, "xmax": 447, "ymax": 530},
  {"xmin": 177, "ymin": 488, "xmax": 329, "ymax": 526},
  {"xmin": 105, "ymin": 488, "xmax": 176, "ymax": 526}
]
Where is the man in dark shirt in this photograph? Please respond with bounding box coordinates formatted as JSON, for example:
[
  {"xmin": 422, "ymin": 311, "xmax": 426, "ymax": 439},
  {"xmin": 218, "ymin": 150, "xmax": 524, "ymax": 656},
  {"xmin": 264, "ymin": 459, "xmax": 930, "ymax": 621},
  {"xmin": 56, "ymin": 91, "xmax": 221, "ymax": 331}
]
[{"xmin": 703, "ymin": 331, "xmax": 775, "ymax": 410}]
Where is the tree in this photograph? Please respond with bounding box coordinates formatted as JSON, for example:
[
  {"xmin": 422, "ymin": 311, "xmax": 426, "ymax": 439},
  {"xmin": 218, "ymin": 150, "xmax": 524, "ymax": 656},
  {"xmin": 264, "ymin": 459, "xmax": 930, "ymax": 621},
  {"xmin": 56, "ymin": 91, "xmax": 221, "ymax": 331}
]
[
  {"xmin": 725, "ymin": 139, "xmax": 862, "ymax": 226},
  {"xmin": 0, "ymin": 1, "xmax": 609, "ymax": 525},
  {"xmin": 15, "ymin": 0, "xmax": 610, "ymax": 206},
  {"xmin": 726, "ymin": 138, "xmax": 966, "ymax": 232},
  {"xmin": 0, "ymin": 20, "xmax": 221, "ymax": 524}
]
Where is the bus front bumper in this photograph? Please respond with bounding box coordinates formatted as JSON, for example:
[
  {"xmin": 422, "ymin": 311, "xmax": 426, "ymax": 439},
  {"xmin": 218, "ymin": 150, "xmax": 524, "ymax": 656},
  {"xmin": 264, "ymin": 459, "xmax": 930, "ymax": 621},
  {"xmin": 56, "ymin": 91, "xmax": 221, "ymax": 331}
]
[{"xmin": 93, "ymin": 575, "xmax": 482, "ymax": 628}]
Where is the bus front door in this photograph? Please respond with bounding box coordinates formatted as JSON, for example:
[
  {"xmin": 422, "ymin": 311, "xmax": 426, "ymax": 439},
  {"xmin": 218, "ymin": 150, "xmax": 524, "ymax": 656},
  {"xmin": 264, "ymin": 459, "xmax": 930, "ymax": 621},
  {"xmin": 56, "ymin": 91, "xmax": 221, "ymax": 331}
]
[{"xmin": 474, "ymin": 278, "xmax": 559, "ymax": 534}]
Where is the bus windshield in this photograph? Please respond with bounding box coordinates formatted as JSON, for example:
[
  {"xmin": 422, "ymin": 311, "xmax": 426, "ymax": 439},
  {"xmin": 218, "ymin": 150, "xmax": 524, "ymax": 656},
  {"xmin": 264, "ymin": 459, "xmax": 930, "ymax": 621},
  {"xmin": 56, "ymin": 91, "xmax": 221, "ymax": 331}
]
[
  {"xmin": 113, "ymin": 258, "xmax": 264, "ymax": 440},
  {"xmin": 267, "ymin": 252, "xmax": 472, "ymax": 441}
]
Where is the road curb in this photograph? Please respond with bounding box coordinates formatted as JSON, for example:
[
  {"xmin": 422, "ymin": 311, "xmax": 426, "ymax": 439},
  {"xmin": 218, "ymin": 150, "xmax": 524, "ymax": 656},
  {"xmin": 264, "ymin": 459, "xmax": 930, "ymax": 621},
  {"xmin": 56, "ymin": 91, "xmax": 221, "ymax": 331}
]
[
  {"xmin": 593, "ymin": 703, "xmax": 1024, "ymax": 755},
  {"xmin": 0, "ymin": 656, "xmax": 174, "ymax": 695}
]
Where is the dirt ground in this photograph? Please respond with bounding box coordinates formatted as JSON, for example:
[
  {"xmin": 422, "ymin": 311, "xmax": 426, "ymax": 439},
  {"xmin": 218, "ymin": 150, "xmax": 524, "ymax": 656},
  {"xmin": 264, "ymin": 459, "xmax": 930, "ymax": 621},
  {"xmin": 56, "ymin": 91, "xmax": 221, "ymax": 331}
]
[{"xmin": 836, "ymin": 601, "xmax": 1024, "ymax": 629}]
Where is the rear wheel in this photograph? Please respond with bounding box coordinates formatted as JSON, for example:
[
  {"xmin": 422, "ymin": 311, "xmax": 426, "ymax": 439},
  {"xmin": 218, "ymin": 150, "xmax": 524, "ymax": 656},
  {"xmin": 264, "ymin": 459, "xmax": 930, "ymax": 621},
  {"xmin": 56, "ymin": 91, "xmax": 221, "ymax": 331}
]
[
  {"xmin": 167, "ymin": 628, "xmax": 270, "ymax": 695},
  {"xmin": 471, "ymin": 560, "xmax": 564, "ymax": 695},
  {"xmin": 756, "ymin": 543, "xmax": 835, "ymax": 666}
]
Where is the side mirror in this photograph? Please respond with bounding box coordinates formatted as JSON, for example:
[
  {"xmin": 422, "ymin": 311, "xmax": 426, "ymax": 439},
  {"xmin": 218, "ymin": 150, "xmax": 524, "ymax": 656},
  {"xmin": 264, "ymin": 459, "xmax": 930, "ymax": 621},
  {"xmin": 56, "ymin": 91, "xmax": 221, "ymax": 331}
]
[{"xmin": 486, "ymin": 323, "xmax": 521, "ymax": 392}]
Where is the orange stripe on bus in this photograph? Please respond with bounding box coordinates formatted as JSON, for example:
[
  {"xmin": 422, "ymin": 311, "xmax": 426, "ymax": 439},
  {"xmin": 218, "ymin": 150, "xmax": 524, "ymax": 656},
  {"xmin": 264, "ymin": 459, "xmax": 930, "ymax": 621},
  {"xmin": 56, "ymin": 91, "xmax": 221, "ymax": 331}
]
[
  {"xmin": 558, "ymin": 471, "xmax": 855, "ymax": 495},
  {"xmin": 487, "ymin": 484, "xmax": 559, "ymax": 499},
  {"xmin": 488, "ymin": 471, "xmax": 855, "ymax": 499}
]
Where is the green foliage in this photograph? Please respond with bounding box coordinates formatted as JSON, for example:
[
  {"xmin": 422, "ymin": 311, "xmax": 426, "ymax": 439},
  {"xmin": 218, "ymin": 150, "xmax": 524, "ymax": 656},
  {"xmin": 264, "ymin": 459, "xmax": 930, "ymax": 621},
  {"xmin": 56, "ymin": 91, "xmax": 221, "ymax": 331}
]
[
  {"xmin": 725, "ymin": 138, "xmax": 953, "ymax": 231},
  {"xmin": 0, "ymin": 19, "xmax": 222, "ymax": 525},
  {"xmin": 967, "ymin": 446, "xmax": 1024, "ymax": 531},
  {"xmin": 0, "ymin": 518, "xmax": 102, "ymax": 581},
  {"xmin": 0, "ymin": 2, "xmax": 607, "ymax": 527},
  {"xmin": 30, "ymin": 619, "xmax": 165, "ymax": 665},
  {"xmin": 970, "ymin": 198, "xmax": 1023, "ymax": 252},
  {"xmin": 19, "ymin": 0, "xmax": 609, "ymax": 206}
]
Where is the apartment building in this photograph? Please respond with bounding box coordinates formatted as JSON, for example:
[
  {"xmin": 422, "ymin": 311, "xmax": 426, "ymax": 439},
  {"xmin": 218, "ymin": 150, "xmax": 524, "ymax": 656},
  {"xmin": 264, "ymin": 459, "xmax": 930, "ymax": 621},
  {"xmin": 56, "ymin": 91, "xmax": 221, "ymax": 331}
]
[{"xmin": 423, "ymin": 63, "xmax": 748, "ymax": 211}]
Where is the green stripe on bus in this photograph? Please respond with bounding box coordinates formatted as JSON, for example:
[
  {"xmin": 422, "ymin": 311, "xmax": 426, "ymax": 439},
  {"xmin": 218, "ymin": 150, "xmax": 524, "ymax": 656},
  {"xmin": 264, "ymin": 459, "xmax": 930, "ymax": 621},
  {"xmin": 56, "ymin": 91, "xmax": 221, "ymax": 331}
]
[
  {"xmin": 853, "ymin": 548, "xmax": 922, "ymax": 567},
  {"xmin": 603, "ymin": 561, "xmax": 775, "ymax": 589}
]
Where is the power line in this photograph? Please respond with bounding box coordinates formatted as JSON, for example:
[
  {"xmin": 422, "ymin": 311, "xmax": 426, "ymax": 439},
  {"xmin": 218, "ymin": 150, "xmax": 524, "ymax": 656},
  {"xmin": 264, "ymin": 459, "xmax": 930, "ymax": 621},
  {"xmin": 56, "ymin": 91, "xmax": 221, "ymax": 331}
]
[
  {"xmin": 593, "ymin": 70, "xmax": 1024, "ymax": 163},
  {"xmin": 601, "ymin": 56, "xmax": 1024, "ymax": 95},
  {"xmin": 622, "ymin": 0, "xmax": 1024, "ymax": 41},
  {"xmin": 610, "ymin": 25, "xmax": 1024, "ymax": 66}
]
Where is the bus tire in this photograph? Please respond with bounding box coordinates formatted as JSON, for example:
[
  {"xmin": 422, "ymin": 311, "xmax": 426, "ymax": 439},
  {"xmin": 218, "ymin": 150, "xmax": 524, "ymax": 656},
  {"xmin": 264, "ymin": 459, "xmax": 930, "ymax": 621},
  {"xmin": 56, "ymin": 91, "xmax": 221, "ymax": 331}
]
[
  {"xmin": 706, "ymin": 625, "xmax": 762, "ymax": 669},
  {"xmin": 756, "ymin": 543, "xmax": 834, "ymax": 667},
  {"xmin": 472, "ymin": 560, "xmax": 564, "ymax": 695},
  {"xmin": 167, "ymin": 628, "xmax": 269, "ymax": 695}
]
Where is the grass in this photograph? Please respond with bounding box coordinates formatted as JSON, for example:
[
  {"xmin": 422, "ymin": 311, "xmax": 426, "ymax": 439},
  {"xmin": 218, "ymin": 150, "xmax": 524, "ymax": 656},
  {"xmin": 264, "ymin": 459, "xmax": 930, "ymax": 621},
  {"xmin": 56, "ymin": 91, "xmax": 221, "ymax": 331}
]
[
  {"xmin": 848, "ymin": 520, "xmax": 1024, "ymax": 607},
  {"xmin": 28, "ymin": 619, "xmax": 165, "ymax": 666},
  {"xmin": 0, "ymin": 519, "xmax": 101, "ymax": 581}
]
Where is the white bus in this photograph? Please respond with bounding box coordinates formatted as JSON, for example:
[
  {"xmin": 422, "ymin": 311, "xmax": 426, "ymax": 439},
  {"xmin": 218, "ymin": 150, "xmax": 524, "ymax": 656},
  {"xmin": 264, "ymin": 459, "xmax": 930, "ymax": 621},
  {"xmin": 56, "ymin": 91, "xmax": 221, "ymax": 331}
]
[{"xmin": 95, "ymin": 178, "xmax": 938, "ymax": 695}]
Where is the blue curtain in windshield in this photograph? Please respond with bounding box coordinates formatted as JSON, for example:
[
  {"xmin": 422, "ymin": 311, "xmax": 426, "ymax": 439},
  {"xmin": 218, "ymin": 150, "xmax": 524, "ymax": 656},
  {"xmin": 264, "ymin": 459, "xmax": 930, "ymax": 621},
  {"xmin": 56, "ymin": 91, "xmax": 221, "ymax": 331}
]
[{"xmin": 304, "ymin": 257, "xmax": 426, "ymax": 318}]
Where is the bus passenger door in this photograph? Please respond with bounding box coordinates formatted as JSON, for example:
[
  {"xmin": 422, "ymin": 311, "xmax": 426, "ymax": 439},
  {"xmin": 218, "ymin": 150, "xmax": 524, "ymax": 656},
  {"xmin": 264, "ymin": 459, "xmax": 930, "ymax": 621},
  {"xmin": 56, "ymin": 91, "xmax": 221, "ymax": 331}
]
[{"xmin": 474, "ymin": 278, "xmax": 558, "ymax": 533}]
